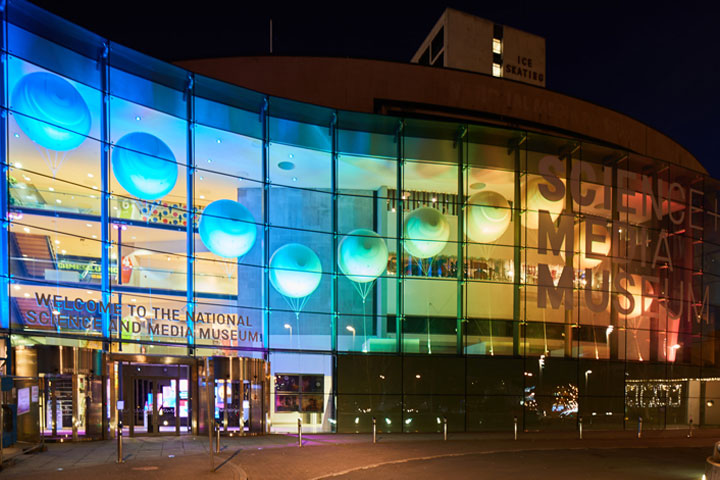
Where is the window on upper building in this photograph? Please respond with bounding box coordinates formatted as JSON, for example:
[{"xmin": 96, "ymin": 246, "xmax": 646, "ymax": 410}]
[
  {"xmin": 493, "ymin": 38, "xmax": 502, "ymax": 55},
  {"xmin": 492, "ymin": 63, "xmax": 502, "ymax": 77}
]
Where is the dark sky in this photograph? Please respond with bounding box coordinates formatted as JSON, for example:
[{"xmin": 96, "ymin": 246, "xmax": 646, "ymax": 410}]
[{"xmin": 29, "ymin": 0, "xmax": 720, "ymax": 178}]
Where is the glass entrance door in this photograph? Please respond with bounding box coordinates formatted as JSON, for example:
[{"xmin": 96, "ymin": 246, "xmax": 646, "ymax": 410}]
[
  {"xmin": 123, "ymin": 362, "xmax": 190, "ymax": 437},
  {"xmin": 131, "ymin": 377, "xmax": 180, "ymax": 435}
]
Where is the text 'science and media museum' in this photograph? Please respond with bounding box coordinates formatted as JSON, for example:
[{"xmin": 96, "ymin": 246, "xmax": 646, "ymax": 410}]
[{"xmin": 0, "ymin": 1, "xmax": 718, "ymax": 445}]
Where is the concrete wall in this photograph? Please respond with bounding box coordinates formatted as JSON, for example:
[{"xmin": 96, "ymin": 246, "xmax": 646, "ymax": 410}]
[{"xmin": 177, "ymin": 57, "xmax": 705, "ymax": 175}]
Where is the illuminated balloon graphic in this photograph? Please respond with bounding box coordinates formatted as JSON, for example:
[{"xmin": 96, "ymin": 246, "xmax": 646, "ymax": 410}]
[
  {"xmin": 574, "ymin": 220, "xmax": 611, "ymax": 269},
  {"xmin": 522, "ymin": 176, "xmax": 565, "ymax": 230},
  {"xmin": 338, "ymin": 229, "xmax": 388, "ymax": 284},
  {"xmin": 112, "ymin": 132, "xmax": 178, "ymax": 200},
  {"xmin": 403, "ymin": 207, "xmax": 450, "ymax": 259},
  {"xmin": 466, "ymin": 191, "xmax": 511, "ymax": 243},
  {"xmin": 199, "ymin": 199, "xmax": 257, "ymax": 258},
  {"xmin": 11, "ymin": 72, "xmax": 91, "ymax": 151},
  {"xmin": 269, "ymin": 244, "xmax": 322, "ymax": 299},
  {"xmin": 618, "ymin": 274, "xmax": 655, "ymax": 319}
]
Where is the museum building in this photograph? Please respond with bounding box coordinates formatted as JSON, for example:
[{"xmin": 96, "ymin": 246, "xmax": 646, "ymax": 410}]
[{"xmin": 2, "ymin": 1, "xmax": 720, "ymax": 445}]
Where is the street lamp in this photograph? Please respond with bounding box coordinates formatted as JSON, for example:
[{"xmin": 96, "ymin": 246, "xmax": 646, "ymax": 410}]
[
  {"xmin": 346, "ymin": 325, "xmax": 356, "ymax": 348},
  {"xmin": 585, "ymin": 369, "xmax": 592, "ymax": 391},
  {"xmin": 284, "ymin": 323, "xmax": 292, "ymax": 346}
]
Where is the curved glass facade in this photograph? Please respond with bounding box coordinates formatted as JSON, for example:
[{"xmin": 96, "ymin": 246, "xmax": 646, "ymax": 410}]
[{"xmin": 2, "ymin": 0, "xmax": 720, "ymax": 438}]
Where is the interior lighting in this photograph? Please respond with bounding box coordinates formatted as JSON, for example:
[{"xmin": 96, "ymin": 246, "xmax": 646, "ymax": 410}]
[
  {"xmin": 199, "ymin": 195, "xmax": 205, "ymax": 199},
  {"xmin": 14, "ymin": 133, "xmax": 19, "ymax": 138},
  {"xmin": 23, "ymin": 227, "xmax": 30, "ymax": 233},
  {"xmin": 292, "ymin": 176, "xmax": 297, "ymax": 182},
  {"xmin": 385, "ymin": 418, "xmax": 392, "ymax": 425},
  {"xmin": 61, "ymin": 249, "xmax": 66, "ymax": 254},
  {"xmin": 14, "ymin": 162, "xmax": 22, "ymax": 168},
  {"xmin": 415, "ymin": 374, "xmax": 421, "ymax": 379},
  {"xmin": 671, "ymin": 344, "xmax": 681, "ymax": 350},
  {"xmin": 23, "ymin": 293, "xmax": 30, "ymax": 298},
  {"xmin": 405, "ymin": 418, "xmax": 412, "ymax": 424},
  {"xmin": 379, "ymin": 375, "xmax": 385, "ymax": 380},
  {"xmin": 56, "ymin": 199, "xmax": 62, "ymax": 204},
  {"xmin": 48, "ymin": 187, "xmax": 54, "ymax": 191},
  {"xmin": 216, "ymin": 138, "xmax": 222, "ymax": 144},
  {"xmin": 23, "ymin": 175, "xmax": 30, "ymax": 181},
  {"xmin": 87, "ymin": 173, "xmax": 93, "ymax": 178},
  {"xmin": 135, "ymin": 116, "xmax": 141, "ymax": 121}
]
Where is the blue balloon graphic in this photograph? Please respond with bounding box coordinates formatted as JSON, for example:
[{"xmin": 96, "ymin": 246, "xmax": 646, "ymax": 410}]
[
  {"xmin": 112, "ymin": 132, "xmax": 178, "ymax": 200},
  {"xmin": 269, "ymin": 244, "xmax": 322, "ymax": 299},
  {"xmin": 338, "ymin": 229, "xmax": 388, "ymax": 284},
  {"xmin": 199, "ymin": 199, "xmax": 257, "ymax": 258},
  {"xmin": 12, "ymin": 72, "xmax": 91, "ymax": 151}
]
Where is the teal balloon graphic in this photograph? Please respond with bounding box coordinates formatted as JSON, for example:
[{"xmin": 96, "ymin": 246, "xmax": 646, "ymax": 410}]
[
  {"xmin": 338, "ymin": 229, "xmax": 388, "ymax": 283},
  {"xmin": 466, "ymin": 191, "xmax": 511, "ymax": 243},
  {"xmin": 403, "ymin": 207, "xmax": 450, "ymax": 259},
  {"xmin": 269, "ymin": 244, "xmax": 322, "ymax": 298},
  {"xmin": 112, "ymin": 132, "xmax": 178, "ymax": 200},
  {"xmin": 199, "ymin": 199, "xmax": 257, "ymax": 258},
  {"xmin": 12, "ymin": 72, "xmax": 91, "ymax": 151}
]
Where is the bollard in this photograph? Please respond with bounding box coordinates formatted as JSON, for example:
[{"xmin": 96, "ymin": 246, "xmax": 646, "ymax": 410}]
[
  {"xmin": 688, "ymin": 419, "xmax": 694, "ymax": 438},
  {"xmin": 116, "ymin": 418, "xmax": 124, "ymax": 464},
  {"xmin": 443, "ymin": 416, "xmax": 447, "ymax": 441},
  {"xmin": 578, "ymin": 416, "xmax": 583, "ymax": 440},
  {"xmin": 372, "ymin": 417, "xmax": 377, "ymax": 444},
  {"xmin": 513, "ymin": 416, "xmax": 518, "ymax": 441},
  {"xmin": 215, "ymin": 422, "xmax": 220, "ymax": 454},
  {"xmin": 298, "ymin": 418, "xmax": 302, "ymax": 447},
  {"xmin": 637, "ymin": 416, "xmax": 643, "ymax": 439}
]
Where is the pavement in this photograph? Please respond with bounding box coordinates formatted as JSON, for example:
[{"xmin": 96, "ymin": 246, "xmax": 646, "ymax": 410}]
[{"xmin": 1, "ymin": 429, "xmax": 718, "ymax": 479}]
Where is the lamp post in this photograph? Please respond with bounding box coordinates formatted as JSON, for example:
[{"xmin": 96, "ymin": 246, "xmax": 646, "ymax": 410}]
[
  {"xmin": 284, "ymin": 323, "xmax": 292, "ymax": 347},
  {"xmin": 585, "ymin": 369, "xmax": 592, "ymax": 392},
  {"xmin": 346, "ymin": 325, "xmax": 356, "ymax": 349}
]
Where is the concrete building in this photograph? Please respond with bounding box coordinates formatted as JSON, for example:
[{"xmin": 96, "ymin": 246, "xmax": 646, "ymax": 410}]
[{"xmin": 1, "ymin": 0, "xmax": 719, "ymax": 449}]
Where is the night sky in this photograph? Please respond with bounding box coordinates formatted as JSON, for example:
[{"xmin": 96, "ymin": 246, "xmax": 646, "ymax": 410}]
[{"xmin": 28, "ymin": 1, "xmax": 720, "ymax": 178}]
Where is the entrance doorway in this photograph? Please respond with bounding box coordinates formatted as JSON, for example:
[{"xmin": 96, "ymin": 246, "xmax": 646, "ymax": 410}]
[{"xmin": 122, "ymin": 363, "xmax": 190, "ymax": 437}]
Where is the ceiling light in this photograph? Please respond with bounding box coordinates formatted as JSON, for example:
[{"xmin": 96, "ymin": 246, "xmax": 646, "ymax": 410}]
[
  {"xmin": 14, "ymin": 162, "xmax": 22, "ymax": 168},
  {"xmin": 23, "ymin": 227, "xmax": 30, "ymax": 233},
  {"xmin": 87, "ymin": 173, "xmax": 94, "ymax": 178},
  {"xmin": 135, "ymin": 116, "xmax": 141, "ymax": 121}
]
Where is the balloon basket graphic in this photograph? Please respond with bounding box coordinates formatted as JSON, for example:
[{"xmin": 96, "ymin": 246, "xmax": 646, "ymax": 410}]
[
  {"xmin": 337, "ymin": 229, "xmax": 389, "ymax": 352},
  {"xmin": 12, "ymin": 72, "xmax": 93, "ymax": 178},
  {"xmin": 269, "ymin": 243, "xmax": 323, "ymax": 348}
]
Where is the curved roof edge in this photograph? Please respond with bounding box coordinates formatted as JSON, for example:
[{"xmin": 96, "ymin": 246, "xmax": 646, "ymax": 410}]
[{"xmin": 177, "ymin": 56, "xmax": 706, "ymax": 175}]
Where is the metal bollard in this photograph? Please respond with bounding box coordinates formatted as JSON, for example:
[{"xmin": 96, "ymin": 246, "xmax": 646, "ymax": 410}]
[
  {"xmin": 513, "ymin": 416, "xmax": 518, "ymax": 441},
  {"xmin": 443, "ymin": 416, "xmax": 447, "ymax": 441},
  {"xmin": 215, "ymin": 422, "xmax": 220, "ymax": 453},
  {"xmin": 116, "ymin": 418, "xmax": 124, "ymax": 464},
  {"xmin": 637, "ymin": 416, "xmax": 643, "ymax": 439},
  {"xmin": 578, "ymin": 416, "xmax": 583, "ymax": 440},
  {"xmin": 298, "ymin": 418, "xmax": 302, "ymax": 447},
  {"xmin": 688, "ymin": 419, "xmax": 693, "ymax": 438},
  {"xmin": 372, "ymin": 417, "xmax": 377, "ymax": 444}
]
